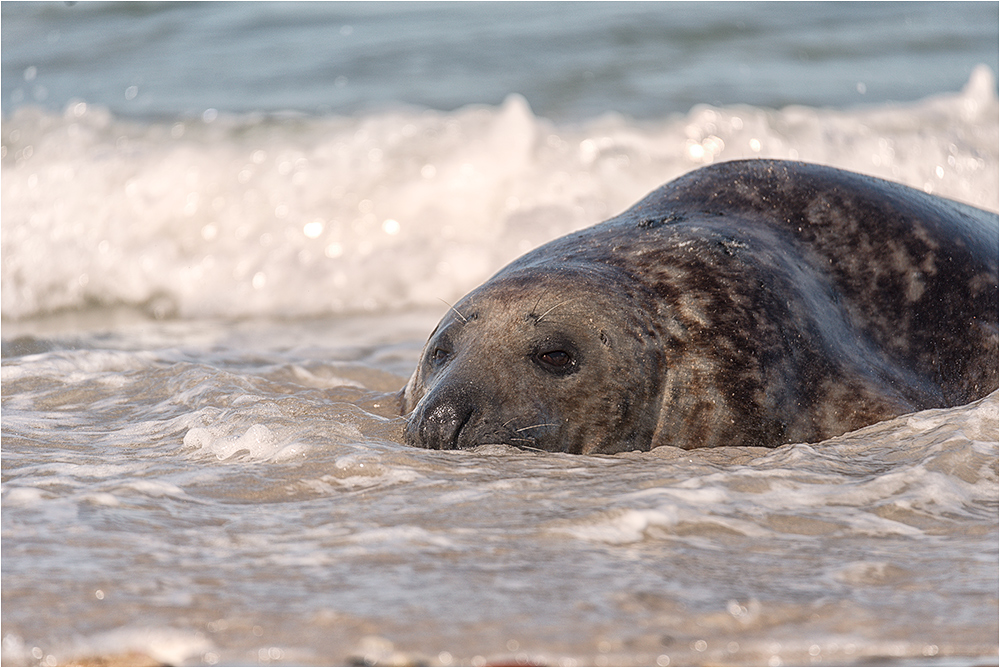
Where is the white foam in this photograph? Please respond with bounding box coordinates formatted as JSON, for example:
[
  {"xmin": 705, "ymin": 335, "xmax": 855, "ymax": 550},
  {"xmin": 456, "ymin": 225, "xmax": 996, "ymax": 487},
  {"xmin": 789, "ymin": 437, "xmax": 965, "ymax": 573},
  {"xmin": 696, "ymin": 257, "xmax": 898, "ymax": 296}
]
[
  {"xmin": 319, "ymin": 451, "xmax": 422, "ymax": 489},
  {"xmin": 0, "ymin": 349, "xmax": 158, "ymax": 383},
  {"xmin": 3, "ymin": 69, "xmax": 996, "ymax": 320},
  {"xmin": 557, "ymin": 507, "xmax": 680, "ymax": 544},
  {"xmin": 118, "ymin": 479, "xmax": 189, "ymax": 498},
  {"xmin": 60, "ymin": 626, "xmax": 212, "ymax": 667},
  {"xmin": 2, "ymin": 486, "xmax": 50, "ymax": 507},
  {"xmin": 184, "ymin": 423, "xmax": 313, "ymax": 462},
  {"xmin": 347, "ymin": 525, "xmax": 455, "ymax": 548},
  {"xmin": 80, "ymin": 492, "xmax": 121, "ymax": 506}
]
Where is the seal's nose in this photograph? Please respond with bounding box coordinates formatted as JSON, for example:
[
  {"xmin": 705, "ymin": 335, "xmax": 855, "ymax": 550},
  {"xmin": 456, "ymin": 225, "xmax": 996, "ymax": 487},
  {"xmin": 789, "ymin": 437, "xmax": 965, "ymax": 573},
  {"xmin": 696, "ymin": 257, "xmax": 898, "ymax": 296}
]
[{"xmin": 404, "ymin": 381, "xmax": 481, "ymax": 450}]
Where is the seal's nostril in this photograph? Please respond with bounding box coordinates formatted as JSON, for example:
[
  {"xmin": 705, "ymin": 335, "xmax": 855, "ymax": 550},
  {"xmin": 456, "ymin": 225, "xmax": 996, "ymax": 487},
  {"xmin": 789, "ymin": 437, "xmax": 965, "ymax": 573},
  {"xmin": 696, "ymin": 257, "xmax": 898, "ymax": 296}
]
[
  {"xmin": 423, "ymin": 402, "xmax": 465, "ymax": 450},
  {"xmin": 406, "ymin": 383, "xmax": 480, "ymax": 450}
]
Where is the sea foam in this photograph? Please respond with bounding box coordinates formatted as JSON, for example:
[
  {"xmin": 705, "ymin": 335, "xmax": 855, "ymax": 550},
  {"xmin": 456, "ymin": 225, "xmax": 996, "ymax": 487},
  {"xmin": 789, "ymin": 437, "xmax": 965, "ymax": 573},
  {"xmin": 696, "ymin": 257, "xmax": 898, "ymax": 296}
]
[{"xmin": 2, "ymin": 67, "xmax": 996, "ymax": 321}]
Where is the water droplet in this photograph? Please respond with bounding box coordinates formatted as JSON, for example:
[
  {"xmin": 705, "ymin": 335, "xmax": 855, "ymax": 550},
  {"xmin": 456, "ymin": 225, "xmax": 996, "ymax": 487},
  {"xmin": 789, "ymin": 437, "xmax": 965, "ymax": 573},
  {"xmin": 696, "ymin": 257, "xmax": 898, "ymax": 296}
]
[
  {"xmin": 382, "ymin": 219, "xmax": 400, "ymax": 235},
  {"xmin": 303, "ymin": 221, "xmax": 325, "ymax": 239}
]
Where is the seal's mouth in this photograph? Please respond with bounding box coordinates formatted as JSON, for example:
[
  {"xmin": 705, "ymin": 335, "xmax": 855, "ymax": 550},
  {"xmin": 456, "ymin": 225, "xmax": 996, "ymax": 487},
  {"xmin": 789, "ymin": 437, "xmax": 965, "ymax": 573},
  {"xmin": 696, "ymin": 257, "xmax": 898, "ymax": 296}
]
[{"xmin": 404, "ymin": 406, "xmax": 554, "ymax": 451}]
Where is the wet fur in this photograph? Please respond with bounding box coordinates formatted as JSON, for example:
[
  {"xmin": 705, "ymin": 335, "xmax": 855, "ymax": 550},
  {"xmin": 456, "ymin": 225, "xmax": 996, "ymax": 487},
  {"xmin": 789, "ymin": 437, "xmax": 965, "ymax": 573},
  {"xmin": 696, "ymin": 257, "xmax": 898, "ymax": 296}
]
[{"xmin": 400, "ymin": 160, "xmax": 999, "ymax": 453}]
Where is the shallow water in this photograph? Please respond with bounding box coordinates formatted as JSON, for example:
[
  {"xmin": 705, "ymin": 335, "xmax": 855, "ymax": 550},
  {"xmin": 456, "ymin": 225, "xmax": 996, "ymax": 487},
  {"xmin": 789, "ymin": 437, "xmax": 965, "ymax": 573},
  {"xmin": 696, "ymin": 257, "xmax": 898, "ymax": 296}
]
[
  {"xmin": 2, "ymin": 315, "xmax": 998, "ymax": 666},
  {"xmin": 3, "ymin": 3, "xmax": 999, "ymax": 666}
]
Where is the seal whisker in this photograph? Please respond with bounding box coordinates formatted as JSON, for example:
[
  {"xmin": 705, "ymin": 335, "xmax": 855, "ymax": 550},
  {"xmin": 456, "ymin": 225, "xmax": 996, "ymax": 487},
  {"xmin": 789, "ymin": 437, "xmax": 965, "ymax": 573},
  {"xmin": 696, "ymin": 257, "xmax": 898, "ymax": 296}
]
[
  {"xmin": 536, "ymin": 298, "xmax": 578, "ymax": 323},
  {"xmin": 438, "ymin": 298, "xmax": 468, "ymax": 323},
  {"xmin": 531, "ymin": 291, "xmax": 547, "ymax": 316},
  {"xmin": 509, "ymin": 437, "xmax": 546, "ymax": 452},
  {"xmin": 515, "ymin": 423, "xmax": 559, "ymax": 432}
]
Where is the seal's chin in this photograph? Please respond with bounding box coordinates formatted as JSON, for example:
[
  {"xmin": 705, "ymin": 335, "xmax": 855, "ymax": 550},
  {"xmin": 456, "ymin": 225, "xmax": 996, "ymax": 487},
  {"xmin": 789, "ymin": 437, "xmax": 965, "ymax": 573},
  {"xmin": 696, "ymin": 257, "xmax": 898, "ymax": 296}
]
[{"xmin": 466, "ymin": 443, "xmax": 531, "ymax": 455}]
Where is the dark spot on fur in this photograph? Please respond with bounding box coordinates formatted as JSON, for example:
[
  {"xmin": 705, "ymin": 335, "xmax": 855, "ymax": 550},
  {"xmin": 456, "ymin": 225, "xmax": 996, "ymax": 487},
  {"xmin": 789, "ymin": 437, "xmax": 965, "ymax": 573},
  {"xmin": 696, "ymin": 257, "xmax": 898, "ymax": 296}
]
[{"xmin": 637, "ymin": 213, "xmax": 685, "ymax": 229}]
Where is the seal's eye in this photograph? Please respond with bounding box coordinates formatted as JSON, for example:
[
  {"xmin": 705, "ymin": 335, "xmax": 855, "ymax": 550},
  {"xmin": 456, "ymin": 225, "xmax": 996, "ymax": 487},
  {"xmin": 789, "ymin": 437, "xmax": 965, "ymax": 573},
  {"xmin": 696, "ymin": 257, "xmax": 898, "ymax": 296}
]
[
  {"xmin": 539, "ymin": 350, "xmax": 570, "ymax": 366},
  {"xmin": 534, "ymin": 349, "xmax": 575, "ymax": 374},
  {"xmin": 430, "ymin": 347, "xmax": 450, "ymax": 365}
]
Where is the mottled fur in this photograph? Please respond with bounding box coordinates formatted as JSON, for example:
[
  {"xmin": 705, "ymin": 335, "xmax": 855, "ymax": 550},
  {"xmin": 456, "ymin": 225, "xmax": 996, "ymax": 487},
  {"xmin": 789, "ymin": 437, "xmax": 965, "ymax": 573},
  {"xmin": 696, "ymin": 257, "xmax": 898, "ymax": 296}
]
[{"xmin": 400, "ymin": 160, "xmax": 999, "ymax": 453}]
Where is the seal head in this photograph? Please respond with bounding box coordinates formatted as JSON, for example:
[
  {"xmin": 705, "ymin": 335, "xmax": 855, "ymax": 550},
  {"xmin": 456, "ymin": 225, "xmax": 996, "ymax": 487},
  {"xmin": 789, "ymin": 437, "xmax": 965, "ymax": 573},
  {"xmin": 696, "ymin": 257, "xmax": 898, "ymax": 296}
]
[{"xmin": 401, "ymin": 265, "xmax": 667, "ymax": 453}]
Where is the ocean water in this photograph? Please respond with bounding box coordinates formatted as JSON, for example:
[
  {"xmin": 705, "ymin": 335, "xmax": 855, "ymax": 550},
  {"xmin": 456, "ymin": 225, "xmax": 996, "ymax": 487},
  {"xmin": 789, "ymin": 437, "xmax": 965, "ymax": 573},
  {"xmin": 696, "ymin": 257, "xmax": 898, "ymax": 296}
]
[{"xmin": 2, "ymin": 3, "xmax": 999, "ymax": 667}]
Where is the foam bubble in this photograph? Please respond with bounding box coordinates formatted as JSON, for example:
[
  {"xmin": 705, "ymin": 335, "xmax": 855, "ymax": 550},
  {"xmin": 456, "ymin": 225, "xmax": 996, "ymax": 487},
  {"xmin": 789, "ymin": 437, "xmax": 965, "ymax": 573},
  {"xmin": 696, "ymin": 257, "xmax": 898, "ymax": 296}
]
[{"xmin": 184, "ymin": 423, "xmax": 312, "ymax": 462}]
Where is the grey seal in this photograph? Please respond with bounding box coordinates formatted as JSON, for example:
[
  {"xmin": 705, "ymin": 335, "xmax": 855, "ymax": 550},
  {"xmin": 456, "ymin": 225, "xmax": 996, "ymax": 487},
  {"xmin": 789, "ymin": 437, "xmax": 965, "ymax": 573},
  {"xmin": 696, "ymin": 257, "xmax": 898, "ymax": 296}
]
[{"xmin": 399, "ymin": 159, "xmax": 999, "ymax": 453}]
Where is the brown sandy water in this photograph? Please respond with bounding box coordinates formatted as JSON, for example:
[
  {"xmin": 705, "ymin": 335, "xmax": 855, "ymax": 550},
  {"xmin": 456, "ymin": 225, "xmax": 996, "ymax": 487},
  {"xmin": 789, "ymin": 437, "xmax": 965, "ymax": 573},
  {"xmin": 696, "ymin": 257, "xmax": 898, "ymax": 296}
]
[{"xmin": 2, "ymin": 314, "xmax": 997, "ymax": 667}]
